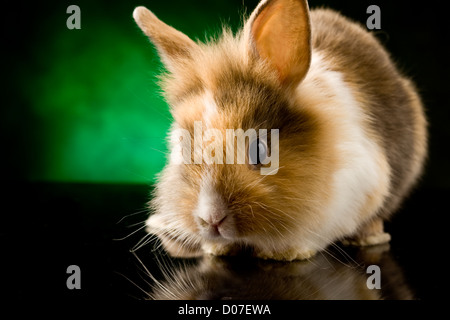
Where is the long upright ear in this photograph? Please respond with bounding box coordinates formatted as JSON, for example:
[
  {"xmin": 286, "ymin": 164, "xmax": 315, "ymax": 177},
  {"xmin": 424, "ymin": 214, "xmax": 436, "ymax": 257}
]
[
  {"xmin": 246, "ymin": 0, "xmax": 311, "ymax": 87},
  {"xmin": 133, "ymin": 6, "xmax": 199, "ymax": 71}
]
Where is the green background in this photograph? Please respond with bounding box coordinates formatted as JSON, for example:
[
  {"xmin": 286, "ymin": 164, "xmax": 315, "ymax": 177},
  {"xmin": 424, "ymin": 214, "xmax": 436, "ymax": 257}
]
[
  {"xmin": 5, "ymin": 0, "xmax": 264, "ymax": 184},
  {"xmin": 3, "ymin": 0, "xmax": 449, "ymax": 186}
]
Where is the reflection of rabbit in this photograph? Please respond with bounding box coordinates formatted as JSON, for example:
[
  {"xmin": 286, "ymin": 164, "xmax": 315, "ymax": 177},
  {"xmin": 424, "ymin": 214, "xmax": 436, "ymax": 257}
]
[
  {"xmin": 133, "ymin": 0, "xmax": 427, "ymax": 260},
  {"xmin": 142, "ymin": 245, "xmax": 413, "ymax": 300}
]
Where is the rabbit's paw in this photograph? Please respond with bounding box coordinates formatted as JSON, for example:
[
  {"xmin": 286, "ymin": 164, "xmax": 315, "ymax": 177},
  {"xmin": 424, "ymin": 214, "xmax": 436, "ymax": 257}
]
[
  {"xmin": 342, "ymin": 232, "xmax": 391, "ymax": 247},
  {"xmin": 342, "ymin": 218, "xmax": 391, "ymax": 247},
  {"xmin": 255, "ymin": 247, "xmax": 316, "ymax": 261},
  {"xmin": 202, "ymin": 242, "xmax": 241, "ymax": 257}
]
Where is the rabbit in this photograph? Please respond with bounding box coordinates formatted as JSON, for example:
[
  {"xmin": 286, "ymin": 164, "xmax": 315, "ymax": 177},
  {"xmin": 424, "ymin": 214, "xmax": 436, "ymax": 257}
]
[{"xmin": 132, "ymin": 0, "xmax": 427, "ymax": 261}]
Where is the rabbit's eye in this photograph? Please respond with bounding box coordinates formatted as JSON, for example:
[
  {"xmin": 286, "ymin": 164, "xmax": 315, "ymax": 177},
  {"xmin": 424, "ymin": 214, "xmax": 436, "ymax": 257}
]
[{"xmin": 249, "ymin": 138, "xmax": 268, "ymax": 165}]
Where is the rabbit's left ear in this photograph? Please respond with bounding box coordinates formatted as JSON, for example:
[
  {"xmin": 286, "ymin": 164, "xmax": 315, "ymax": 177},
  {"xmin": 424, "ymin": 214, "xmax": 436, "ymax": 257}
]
[
  {"xmin": 133, "ymin": 6, "xmax": 199, "ymax": 72},
  {"xmin": 246, "ymin": 0, "xmax": 312, "ymax": 87}
]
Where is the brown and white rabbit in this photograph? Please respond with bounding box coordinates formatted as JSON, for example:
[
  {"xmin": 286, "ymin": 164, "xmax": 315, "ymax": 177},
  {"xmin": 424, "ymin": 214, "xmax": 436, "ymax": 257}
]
[{"xmin": 132, "ymin": 0, "xmax": 427, "ymax": 261}]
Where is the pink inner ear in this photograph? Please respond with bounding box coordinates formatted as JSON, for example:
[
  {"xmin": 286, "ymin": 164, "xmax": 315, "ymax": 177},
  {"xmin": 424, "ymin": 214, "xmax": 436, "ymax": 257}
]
[{"xmin": 249, "ymin": 0, "xmax": 312, "ymax": 87}]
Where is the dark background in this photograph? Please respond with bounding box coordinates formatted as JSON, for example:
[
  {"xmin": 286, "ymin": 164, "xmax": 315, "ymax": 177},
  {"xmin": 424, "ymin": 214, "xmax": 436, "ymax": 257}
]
[{"xmin": 1, "ymin": 0, "xmax": 449, "ymax": 305}]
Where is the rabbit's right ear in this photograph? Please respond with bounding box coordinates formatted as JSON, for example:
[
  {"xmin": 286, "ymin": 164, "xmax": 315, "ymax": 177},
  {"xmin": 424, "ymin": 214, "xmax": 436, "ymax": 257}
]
[
  {"xmin": 133, "ymin": 6, "xmax": 199, "ymax": 72},
  {"xmin": 245, "ymin": 0, "xmax": 311, "ymax": 88}
]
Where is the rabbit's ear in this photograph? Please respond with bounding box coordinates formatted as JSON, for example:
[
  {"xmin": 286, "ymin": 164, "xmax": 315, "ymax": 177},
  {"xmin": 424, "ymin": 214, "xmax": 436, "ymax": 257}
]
[
  {"xmin": 246, "ymin": 0, "xmax": 311, "ymax": 87},
  {"xmin": 133, "ymin": 6, "xmax": 199, "ymax": 71}
]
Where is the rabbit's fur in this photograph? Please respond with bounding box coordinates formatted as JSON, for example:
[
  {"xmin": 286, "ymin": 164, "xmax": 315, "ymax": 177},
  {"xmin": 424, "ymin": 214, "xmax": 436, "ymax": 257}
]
[{"xmin": 133, "ymin": 0, "xmax": 427, "ymax": 261}]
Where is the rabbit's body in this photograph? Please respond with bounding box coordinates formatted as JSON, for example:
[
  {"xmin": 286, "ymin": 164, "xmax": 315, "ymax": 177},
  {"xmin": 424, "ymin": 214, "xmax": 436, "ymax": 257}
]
[
  {"xmin": 309, "ymin": 9, "xmax": 427, "ymax": 222},
  {"xmin": 133, "ymin": 0, "xmax": 427, "ymax": 261}
]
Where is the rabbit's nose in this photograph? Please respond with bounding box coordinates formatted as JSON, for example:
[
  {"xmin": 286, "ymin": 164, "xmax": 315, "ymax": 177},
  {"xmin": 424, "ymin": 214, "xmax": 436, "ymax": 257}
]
[{"xmin": 197, "ymin": 209, "xmax": 227, "ymax": 228}]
